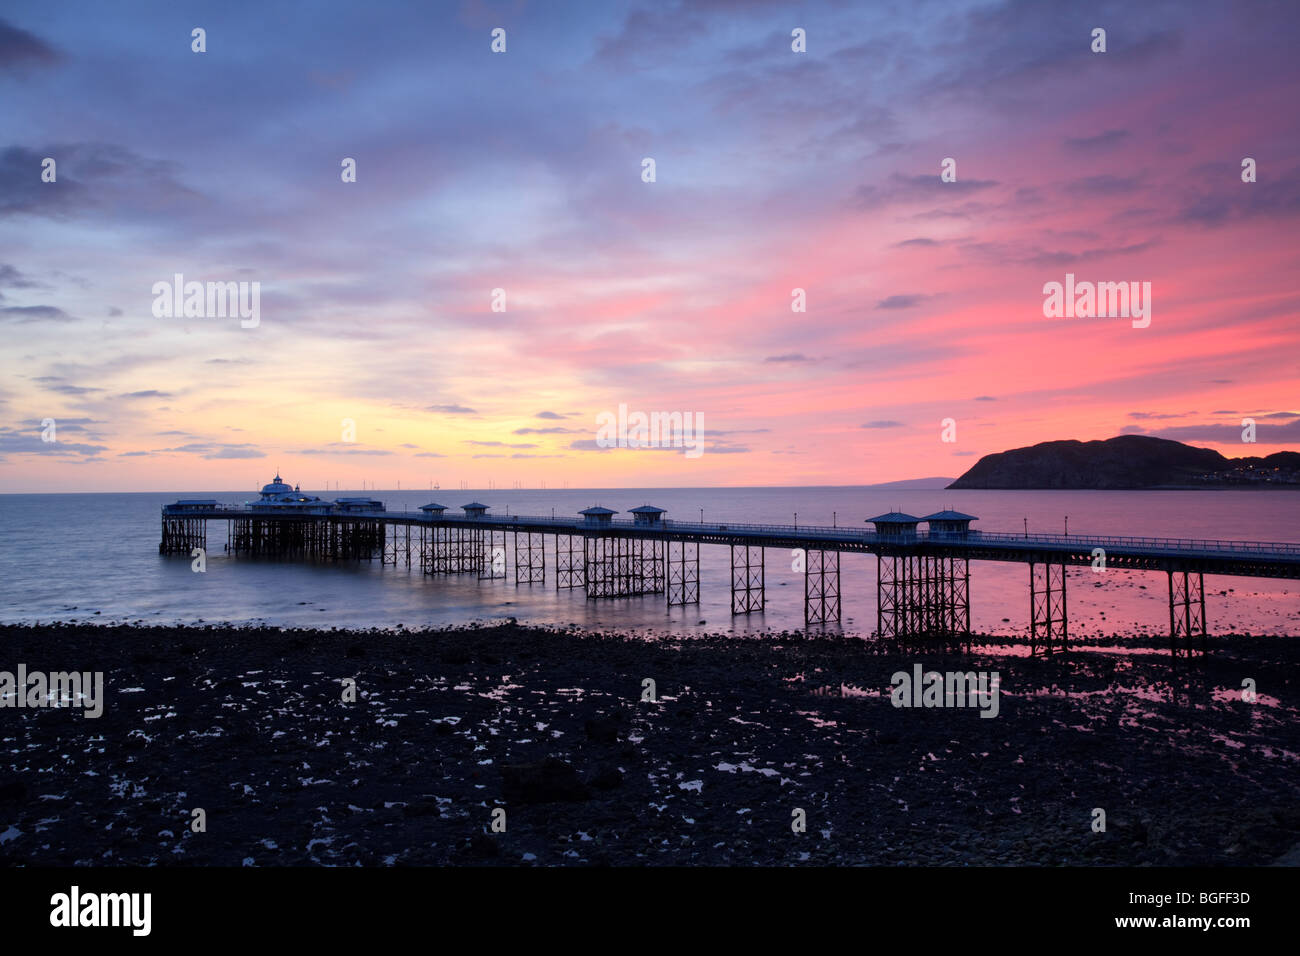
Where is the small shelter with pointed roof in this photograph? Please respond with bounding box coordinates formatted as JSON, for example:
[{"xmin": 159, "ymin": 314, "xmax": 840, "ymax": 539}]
[
  {"xmin": 420, "ymin": 502, "xmax": 449, "ymax": 518},
  {"xmin": 629, "ymin": 504, "xmax": 667, "ymax": 527},
  {"xmin": 866, "ymin": 511, "xmax": 922, "ymax": 539},
  {"xmin": 922, "ymin": 509, "xmax": 979, "ymax": 538},
  {"xmin": 579, "ymin": 505, "xmax": 618, "ymax": 527},
  {"xmin": 462, "ymin": 502, "xmax": 489, "ymax": 518}
]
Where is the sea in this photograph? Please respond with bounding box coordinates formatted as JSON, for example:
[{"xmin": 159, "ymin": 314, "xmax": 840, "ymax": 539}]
[{"xmin": 1, "ymin": 487, "xmax": 1297, "ymax": 638}]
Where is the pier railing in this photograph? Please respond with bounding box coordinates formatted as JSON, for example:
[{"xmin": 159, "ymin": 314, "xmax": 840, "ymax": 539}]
[
  {"xmin": 939, "ymin": 529, "xmax": 1300, "ymax": 556},
  {"xmin": 366, "ymin": 511, "xmax": 1300, "ymax": 559},
  {"xmin": 161, "ymin": 504, "xmax": 245, "ymax": 514}
]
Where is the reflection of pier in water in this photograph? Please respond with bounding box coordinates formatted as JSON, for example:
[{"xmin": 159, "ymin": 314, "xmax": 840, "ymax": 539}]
[{"xmin": 160, "ymin": 493, "xmax": 1300, "ymax": 658}]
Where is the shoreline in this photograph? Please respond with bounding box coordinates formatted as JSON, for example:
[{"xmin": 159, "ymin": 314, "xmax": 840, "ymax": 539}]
[
  {"xmin": 2, "ymin": 621, "xmax": 1298, "ymax": 866},
  {"xmin": 4, "ymin": 614, "xmax": 1297, "ymax": 644}
]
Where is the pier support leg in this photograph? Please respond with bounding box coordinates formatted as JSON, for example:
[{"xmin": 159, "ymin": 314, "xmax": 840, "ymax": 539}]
[
  {"xmin": 479, "ymin": 529, "xmax": 506, "ymax": 580},
  {"xmin": 459, "ymin": 527, "xmax": 475, "ymax": 573},
  {"xmin": 918, "ymin": 555, "xmax": 969, "ymax": 640},
  {"xmin": 877, "ymin": 554, "xmax": 900, "ymax": 639},
  {"xmin": 667, "ymin": 541, "xmax": 700, "ymax": 606},
  {"xmin": 160, "ymin": 517, "xmax": 208, "ymax": 555},
  {"xmin": 730, "ymin": 545, "xmax": 765, "ymax": 614},
  {"xmin": 448, "ymin": 527, "xmax": 463, "ymax": 572},
  {"xmin": 582, "ymin": 535, "xmax": 659, "ymax": 597},
  {"xmin": 584, "ymin": 535, "xmax": 613, "ymax": 598},
  {"xmin": 1030, "ymin": 562, "xmax": 1068, "ymax": 656},
  {"xmin": 424, "ymin": 525, "xmax": 451, "ymax": 574},
  {"xmin": 363, "ymin": 519, "xmax": 381, "ymax": 560},
  {"xmin": 556, "ymin": 534, "xmax": 584, "ymax": 589},
  {"xmin": 306, "ymin": 518, "xmax": 321, "ymax": 559},
  {"xmin": 383, "ymin": 523, "xmax": 409, "ymax": 566},
  {"xmin": 446, "ymin": 526, "xmax": 462, "ymax": 573},
  {"xmin": 1169, "ymin": 570, "xmax": 1207, "ymax": 657},
  {"xmin": 950, "ymin": 556, "xmax": 971, "ymax": 641},
  {"xmin": 917, "ymin": 555, "xmax": 938, "ymax": 635},
  {"xmin": 415, "ymin": 524, "xmax": 430, "ymax": 573},
  {"xmin": 454, "ymin": 527, "xmax": 481, "ymax": 574},
  {"xmin": 879, "ymin": 554, "xmax": 970, "ymax": 641},
  {"xmin": 804, "ymin": 549, "xmax": 841, "ymax": 627},
  {"xmin": 332, "ymin": 519, "xmax": 380, "ymax": 561},
  {"xmin": 878, "ymin": 554, "xmax": 918, "ymax": 638},
  {"xmin": 627, "ymin": 537, "xmax": 664, "ymax": 595},
  {"xmin": 514, "ymin": 531, "xmax": 546, "ymax": 585}
]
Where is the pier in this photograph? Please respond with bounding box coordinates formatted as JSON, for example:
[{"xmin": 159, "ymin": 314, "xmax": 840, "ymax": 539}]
[{"xmin": 161, "ymin": 483, "xmax": 1300, "ymax": 657}]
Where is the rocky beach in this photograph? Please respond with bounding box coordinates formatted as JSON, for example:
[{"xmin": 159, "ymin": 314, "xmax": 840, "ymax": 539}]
[{"xmin": 1, "ymin": 622, "xmax": 1297, "ymax": 867}]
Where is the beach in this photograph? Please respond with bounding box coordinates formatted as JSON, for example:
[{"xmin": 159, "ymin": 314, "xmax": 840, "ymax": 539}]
[{"xmin": 2, "ymin": 622, "xmax": 1297, "ymax": 866}]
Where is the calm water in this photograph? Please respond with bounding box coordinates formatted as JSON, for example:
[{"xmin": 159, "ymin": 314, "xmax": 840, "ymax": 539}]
[{"xmin": 1, "ymin": 487, "xmax": 1297, "ymax": 637}]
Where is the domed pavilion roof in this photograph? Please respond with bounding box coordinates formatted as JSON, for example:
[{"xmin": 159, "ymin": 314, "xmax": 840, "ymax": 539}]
[{"xmin": 260, "ymin": 473, "xmax": 293, "ymax": 496}]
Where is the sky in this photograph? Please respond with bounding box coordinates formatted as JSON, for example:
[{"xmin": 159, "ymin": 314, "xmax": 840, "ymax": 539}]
[{"xmin": 1, "ymin": 0, "xmax": 1298, "ymax": 493}]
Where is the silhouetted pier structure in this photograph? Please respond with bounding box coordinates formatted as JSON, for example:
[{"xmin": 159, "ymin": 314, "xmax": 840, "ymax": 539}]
[{"xmin": 161, "ymin": 494, "xmax": 1300, "ymax": 657}]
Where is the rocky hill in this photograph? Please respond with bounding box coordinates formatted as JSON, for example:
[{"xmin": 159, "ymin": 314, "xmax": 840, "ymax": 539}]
[{"xmin": 947, "ymin": 435, "xmax": 1300, "ymax": 489}]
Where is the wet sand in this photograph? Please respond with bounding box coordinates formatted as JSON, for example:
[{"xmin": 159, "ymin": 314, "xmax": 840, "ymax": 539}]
[{"xmin": 1, "ymin": 622, "xmax": 1297, "ymax": 866}]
